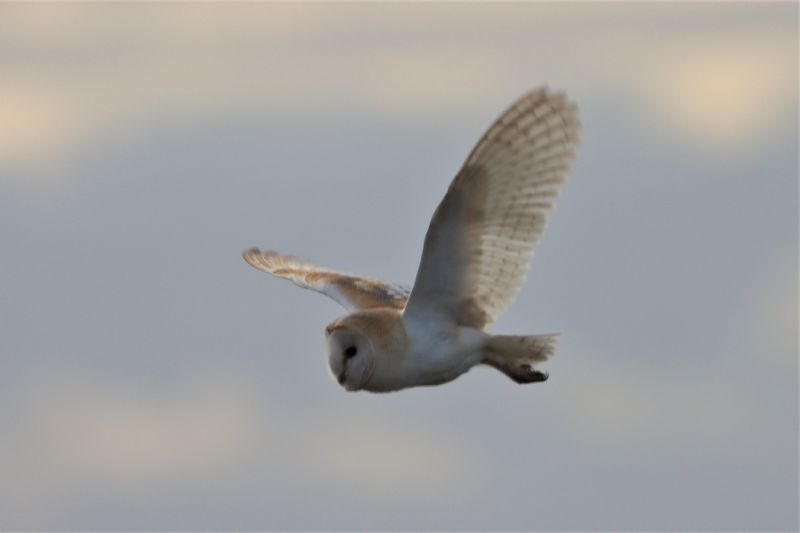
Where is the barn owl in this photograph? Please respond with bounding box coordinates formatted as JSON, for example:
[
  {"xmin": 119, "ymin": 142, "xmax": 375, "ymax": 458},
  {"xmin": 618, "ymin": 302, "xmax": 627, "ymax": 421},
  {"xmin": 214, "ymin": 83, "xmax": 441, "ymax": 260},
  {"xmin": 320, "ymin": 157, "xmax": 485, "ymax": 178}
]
[{"xmin": 244, "ymin": 87, "xmax": 580, "ymax": 392}]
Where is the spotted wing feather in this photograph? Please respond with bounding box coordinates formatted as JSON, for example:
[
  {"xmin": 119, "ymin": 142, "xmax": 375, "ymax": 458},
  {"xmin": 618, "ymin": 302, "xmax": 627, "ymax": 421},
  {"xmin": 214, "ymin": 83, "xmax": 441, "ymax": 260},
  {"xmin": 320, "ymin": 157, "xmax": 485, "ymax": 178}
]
[
  {"xmin": 243, "ymin": 248, "xmax": 409, "ymax": 312},
  {"xmin": 404, "ymin": 88, "xmax": 580, "ymax": 329}
]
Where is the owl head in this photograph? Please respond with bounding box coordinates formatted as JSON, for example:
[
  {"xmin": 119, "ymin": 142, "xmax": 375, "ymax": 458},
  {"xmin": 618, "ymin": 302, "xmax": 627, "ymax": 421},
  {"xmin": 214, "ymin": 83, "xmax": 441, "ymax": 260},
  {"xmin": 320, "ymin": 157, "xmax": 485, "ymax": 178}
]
[
  {"xmin": 325, "ymin": 321, "xmax": 376, "ymax": 391},
  {"xmin": 324, "ymin": 309, "xmax": 408, "ymax": 392}
]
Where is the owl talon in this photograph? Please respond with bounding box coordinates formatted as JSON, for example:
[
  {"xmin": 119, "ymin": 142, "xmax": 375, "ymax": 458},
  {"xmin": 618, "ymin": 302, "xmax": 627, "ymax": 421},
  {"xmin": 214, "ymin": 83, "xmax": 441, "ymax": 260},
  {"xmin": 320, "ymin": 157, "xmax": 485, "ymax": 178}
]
[
  {"xmin": 527, "ymin": 369, "xmax": 549, "ymax": 382},
  {"xmin": 514, "ymin": 364, "xmax": 548, "ymax": 383}
]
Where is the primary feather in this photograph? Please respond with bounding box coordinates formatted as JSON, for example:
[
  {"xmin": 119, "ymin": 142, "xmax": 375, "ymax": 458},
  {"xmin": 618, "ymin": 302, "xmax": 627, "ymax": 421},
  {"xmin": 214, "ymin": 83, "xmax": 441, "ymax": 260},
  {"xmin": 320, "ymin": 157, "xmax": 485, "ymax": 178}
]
[{"xmin": 242, "ymin": 248, "xmax": 409, "ymax": 312}]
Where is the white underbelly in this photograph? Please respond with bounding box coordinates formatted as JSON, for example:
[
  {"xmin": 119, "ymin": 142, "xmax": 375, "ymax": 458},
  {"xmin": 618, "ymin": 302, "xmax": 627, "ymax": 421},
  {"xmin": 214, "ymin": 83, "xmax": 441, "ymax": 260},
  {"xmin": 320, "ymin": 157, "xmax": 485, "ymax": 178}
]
[{"xmin": 404, "ymin": 326, "xmax": 488, "ymax": 386}]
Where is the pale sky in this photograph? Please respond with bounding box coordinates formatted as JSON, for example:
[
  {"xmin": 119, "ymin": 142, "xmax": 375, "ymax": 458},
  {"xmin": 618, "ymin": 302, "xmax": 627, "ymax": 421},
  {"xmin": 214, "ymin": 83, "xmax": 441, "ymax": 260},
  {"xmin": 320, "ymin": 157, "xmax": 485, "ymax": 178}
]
[{"xmin": 0, "ymin": 3, "xmax": 797, "ymax": 531}]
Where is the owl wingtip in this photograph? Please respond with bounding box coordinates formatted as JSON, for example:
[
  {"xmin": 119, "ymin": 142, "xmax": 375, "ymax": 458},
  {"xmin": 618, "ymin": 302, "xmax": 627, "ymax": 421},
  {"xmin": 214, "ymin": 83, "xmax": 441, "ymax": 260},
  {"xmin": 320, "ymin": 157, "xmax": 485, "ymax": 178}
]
[{"xmin": 242, "ymin": 246, "xmax": 261, "ymax": 259}]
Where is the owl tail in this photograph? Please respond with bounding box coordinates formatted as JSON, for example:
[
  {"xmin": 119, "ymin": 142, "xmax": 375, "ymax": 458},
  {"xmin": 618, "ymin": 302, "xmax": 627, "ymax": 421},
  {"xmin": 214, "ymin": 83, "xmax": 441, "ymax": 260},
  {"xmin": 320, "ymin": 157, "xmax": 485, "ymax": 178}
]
[{"xmin": 483, "ymin": 333, "xmax": 559, "ymax": 384}]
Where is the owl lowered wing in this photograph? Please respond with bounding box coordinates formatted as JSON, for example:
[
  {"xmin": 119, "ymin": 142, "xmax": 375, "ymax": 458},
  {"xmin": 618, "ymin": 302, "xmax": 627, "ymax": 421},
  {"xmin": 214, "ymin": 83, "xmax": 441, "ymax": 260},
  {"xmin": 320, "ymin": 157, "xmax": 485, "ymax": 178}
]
[
  {"xmin": 243, "ymin": 248, "xmax": 410, "ymax": 312},
  {"xmin": 403, "ymin": 88, "xmax": 580, "ymax": 330}
]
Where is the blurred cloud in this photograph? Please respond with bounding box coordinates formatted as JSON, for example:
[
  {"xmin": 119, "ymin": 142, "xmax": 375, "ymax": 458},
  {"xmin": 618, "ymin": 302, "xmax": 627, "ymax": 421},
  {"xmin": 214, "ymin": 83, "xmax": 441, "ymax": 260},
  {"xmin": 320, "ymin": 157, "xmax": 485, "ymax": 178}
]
[
  {"xmin": 640, "ymin": 36, "xmax": 796, "ymax": 153},
  {"xmin": 2, "ymin": 371, "xmax": 472, "ymax": 495},
  {"xmin": 0, "ymin": 83, "xmax": 73, "ymax": 170},
  {"xmin": 0, "ymin": 4, "xmax": 795, "ymax": 175},
  {"xmin": 26, "ymin": 377, "xmax": 265, "ymax": 485},
  {"xmin": 301, "ymin": 419, "xmax": 472, "ymax": 492},
  {"xmin": 556, "ymin": 352, "xmax": 746, "ymax": 445}
]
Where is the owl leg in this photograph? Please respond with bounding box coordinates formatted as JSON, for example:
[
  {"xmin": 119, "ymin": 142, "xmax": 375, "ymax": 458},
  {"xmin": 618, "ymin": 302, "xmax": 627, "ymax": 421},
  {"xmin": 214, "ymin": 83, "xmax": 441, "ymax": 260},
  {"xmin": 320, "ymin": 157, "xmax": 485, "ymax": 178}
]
[
  {"xmin": 485, "ymin": 360, "xmax": 549, "ymax": 383},
  {"xmin": 482, "ymin": 333, "xmax": 558, "ymax": 384}
]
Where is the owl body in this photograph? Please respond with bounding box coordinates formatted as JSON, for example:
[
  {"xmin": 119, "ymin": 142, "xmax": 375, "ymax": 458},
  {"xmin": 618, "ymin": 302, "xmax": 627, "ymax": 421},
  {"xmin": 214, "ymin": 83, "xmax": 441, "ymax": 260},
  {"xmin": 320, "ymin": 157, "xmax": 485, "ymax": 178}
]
[
  {"xmin": 396, "ymin": 320, "xmax": 487, "ymax": 391},
  {"xmin": 243, "ymin": 87, "xmax": 580, "ymax": 392},
  {"xmin": 403, "ymin": 319, "xmax": 488, "ymax": 388}
]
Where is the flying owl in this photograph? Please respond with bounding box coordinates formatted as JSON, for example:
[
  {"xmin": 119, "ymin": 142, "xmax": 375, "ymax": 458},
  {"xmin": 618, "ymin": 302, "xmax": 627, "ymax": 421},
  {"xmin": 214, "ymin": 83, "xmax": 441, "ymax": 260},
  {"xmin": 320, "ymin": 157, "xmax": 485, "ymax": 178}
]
[{"xmin": 243, "ymin": 87, "xmax": 580, "ymax": 392}]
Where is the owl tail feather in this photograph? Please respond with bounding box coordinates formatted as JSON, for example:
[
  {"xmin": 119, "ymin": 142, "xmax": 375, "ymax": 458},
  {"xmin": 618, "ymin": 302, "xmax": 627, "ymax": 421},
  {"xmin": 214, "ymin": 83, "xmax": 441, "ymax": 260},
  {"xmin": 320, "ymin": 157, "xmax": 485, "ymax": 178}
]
[{"xmin": 483, "ymin": 334, "xmax": 559, "ymax": 384}]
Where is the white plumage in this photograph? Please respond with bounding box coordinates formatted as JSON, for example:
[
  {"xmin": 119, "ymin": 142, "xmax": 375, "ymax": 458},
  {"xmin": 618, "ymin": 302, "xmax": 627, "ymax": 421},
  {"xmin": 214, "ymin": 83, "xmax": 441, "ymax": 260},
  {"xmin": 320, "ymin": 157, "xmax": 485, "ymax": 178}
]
[{"xmin": 244, "ymin": 87, "xmax": 580, "ymax": 392}]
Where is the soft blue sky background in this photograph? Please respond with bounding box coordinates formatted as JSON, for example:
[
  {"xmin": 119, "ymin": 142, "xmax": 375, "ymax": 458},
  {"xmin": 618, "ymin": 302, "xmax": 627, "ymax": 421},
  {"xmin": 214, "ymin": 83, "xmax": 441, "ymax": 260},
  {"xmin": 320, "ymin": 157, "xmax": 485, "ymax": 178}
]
[{"xmin": 0, "ymin": 3, "xmax": 797, "ymax": 531}]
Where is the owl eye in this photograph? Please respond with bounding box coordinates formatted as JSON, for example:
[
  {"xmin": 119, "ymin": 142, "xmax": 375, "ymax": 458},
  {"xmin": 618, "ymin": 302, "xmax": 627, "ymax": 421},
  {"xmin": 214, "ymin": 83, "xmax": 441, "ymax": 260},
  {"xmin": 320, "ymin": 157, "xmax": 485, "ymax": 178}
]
[{"xmin": 344, "ymin": 346, "xmax": 358, "ymax": 358}]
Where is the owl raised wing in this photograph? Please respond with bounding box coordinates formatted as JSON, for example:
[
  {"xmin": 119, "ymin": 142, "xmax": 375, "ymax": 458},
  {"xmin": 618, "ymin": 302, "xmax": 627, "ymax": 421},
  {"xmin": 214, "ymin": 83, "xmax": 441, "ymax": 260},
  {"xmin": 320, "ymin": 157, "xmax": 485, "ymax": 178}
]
[
  {"xmin": 403, "ymin": 87, "xmax": 580, "ymax": 331},
  {"xmin": 242, "ymin": 248, "xmax": 410, "ymax": 312}
]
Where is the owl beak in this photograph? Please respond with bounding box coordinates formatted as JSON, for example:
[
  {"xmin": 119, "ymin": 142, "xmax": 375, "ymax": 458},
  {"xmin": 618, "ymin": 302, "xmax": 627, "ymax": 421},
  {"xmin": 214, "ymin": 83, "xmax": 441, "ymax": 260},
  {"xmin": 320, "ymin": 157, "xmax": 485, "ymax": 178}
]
[{"xmin": 337, "ymin": 369, "xmax": 347, "ymax": 385}]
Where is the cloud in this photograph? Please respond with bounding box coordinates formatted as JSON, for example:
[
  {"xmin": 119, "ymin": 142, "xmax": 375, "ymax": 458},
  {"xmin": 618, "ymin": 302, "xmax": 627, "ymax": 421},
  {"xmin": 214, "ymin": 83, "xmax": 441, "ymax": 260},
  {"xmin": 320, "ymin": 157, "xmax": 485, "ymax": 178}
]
[
  {"xmin": 638, "ymin": 36, "xmax": 796, "ymax": 154},
  {"xmin": 0, "ymin": 84, "xmax": 75, "ymax": 170},
  {"xmin": 0, "ymin": 374, "xmax": 266, "ymax": 524},
  {"xmin": 552, "ymin": 348, "xmax": 750, "ymax": 446},
  {"xmin": 1, "ymin": 4, "xmax": 794, "ymax": 177},
  {"xmin": 1, "ymin": 370, "xmax": 474, "ymax": 500},
  {"xmin": 21, "ymin": 377, "xmax": 265, "ymax": 486},
  {"xmin": 298, "ymin": 418, "xmax": 473, "ymax": 493}
]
